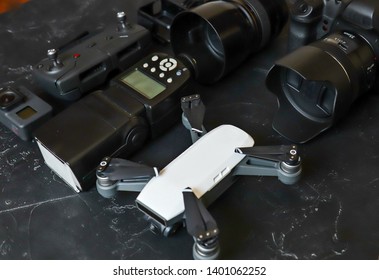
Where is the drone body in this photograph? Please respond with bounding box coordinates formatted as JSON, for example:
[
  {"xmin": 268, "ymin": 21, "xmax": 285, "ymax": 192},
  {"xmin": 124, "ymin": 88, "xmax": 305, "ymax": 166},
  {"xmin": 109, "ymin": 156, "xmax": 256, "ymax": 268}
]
[
  {"xmin": 136, "ymin": 125, "xmax": 254, "ymax": 229},
  {"xmin": 96, "ymin": 95, "xmax": 302, "ymax": 259}
]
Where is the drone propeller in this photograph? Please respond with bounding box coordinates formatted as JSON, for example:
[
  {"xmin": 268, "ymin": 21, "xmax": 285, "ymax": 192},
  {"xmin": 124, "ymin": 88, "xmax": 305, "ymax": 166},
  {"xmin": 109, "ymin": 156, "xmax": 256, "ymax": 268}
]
[
  {"xmin": 234, "ymin": 145, "xmax": 302, "ymax": 185},
  {"xmin": 182, "ymin": 188, "xmax": 220, "ymax": 260},
  {"xmin": 96, "ymin": 157, "xmax": 158, "ymax": 198},
  {"xmin": 237, "ymin": 145, "xmax": 300, "ymax": 166},
  {"xmin": 97, "ymin": 157, "xmax": 158, "ymax": 181},
  {"xmin": 181, "ymin": 94, "xmax": 206, "ymax": 142}
]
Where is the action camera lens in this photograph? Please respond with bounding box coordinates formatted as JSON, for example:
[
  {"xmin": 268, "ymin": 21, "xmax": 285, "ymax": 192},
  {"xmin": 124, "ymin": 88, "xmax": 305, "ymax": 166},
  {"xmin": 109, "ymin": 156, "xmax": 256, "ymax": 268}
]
[
  {"xmin": 170, "ymin": 0, "xmax": 288, "ymax": 84},
  {"xmin": 0, "ymin": 88, "xmax": 23, "ymax": 110},
  {"xmin": 0, "ymin": 90, "xmax": 18, "ymax": 109},
  {"xmin": 0, "ymin": 91, "xmax": 16, "ymax": 105},
  {"xmin": 267, "ymin": 31, "xmax": 376, "ymax": 143}
]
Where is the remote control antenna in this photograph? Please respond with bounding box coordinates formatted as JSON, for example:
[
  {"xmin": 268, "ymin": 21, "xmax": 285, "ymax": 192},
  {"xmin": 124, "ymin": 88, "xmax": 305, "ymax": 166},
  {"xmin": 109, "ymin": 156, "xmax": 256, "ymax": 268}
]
[
  {"xmin": 117, "ymin": 11, "xmax": 130, "ymax": 31},
  {"xmin": 47, "ymin": 49, "xmax": 62, "ymax": 69}
]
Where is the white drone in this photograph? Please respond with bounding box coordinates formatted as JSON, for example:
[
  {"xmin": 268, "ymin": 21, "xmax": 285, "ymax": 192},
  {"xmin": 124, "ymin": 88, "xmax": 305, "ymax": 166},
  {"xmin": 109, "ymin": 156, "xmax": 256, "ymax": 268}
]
[{"xmin": 96, "ymin": 95, "xmax": 302, "ymax": 260}]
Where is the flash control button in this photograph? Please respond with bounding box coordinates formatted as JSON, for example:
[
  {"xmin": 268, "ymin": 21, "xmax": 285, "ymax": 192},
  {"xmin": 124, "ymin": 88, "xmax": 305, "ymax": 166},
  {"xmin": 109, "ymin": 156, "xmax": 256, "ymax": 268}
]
[
  {"xmin": 160, "ymin": 58, "xmax": 168, "ymax": 65},
  {"xmin": 168, "ymin": 58, "xmax": 177, "ymax": 70}
]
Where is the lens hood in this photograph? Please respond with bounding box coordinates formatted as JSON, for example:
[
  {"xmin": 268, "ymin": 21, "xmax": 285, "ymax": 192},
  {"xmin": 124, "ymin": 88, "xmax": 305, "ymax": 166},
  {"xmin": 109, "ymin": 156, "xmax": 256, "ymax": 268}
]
[
  {"xmin": 170, "ymin": 1, "xmax": 254, "ymax": 84},
  {"xmin": 170, "ymin": 0, "xmax": 288, "ymax": 84},
  {"xmin": 266, "ymin": 45, "xmax": 355, "ymax": 143}
]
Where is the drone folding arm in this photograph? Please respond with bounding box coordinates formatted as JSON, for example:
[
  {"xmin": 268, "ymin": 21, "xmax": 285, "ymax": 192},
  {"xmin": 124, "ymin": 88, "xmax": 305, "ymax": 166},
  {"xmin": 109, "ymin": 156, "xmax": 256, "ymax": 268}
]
[
  {"xmin": 182, "ymin": 188, "xmax": 220, "ymax": 260},
  {"xmin": 181, "ymin": 94, "xmax": 207, "ymax": 143},
  {"xmin": 234, "ymin": 145, "xmax": 302, "ymax": 185},
  {"xmin": 96, "ymin": 157, "xmax": 158, "ymax": 198}
]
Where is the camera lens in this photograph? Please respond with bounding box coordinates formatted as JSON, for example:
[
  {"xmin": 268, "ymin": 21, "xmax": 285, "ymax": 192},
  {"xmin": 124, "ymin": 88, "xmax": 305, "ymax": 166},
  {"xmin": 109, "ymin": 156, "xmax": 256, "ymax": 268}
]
[
  {"xmin": 170, "ymin": 0, "xmax": 288, "ymax": 84},
  {"xmin": 266, "ymin": 31, "xmax": 376, "ymax": 143}
]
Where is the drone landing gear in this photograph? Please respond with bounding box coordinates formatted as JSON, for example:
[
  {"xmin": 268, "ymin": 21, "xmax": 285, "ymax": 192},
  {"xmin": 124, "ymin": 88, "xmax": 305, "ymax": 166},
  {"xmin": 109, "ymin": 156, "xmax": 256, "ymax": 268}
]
[{"xmin": 193, "ymin": 236, "xmax": 220, "ymax": 260}]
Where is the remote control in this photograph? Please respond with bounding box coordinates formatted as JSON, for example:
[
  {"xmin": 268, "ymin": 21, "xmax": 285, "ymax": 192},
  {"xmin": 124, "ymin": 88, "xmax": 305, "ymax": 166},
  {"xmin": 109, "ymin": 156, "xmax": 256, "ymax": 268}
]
[{"xmin": 33, "ymin": 11, "xmax": 151, "ymax": 101}]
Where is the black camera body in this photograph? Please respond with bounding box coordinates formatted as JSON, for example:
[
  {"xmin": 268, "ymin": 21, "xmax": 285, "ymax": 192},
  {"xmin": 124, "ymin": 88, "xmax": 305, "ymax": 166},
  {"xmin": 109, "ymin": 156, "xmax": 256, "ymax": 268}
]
[
  {"xmin": 288, "ymin": 0, "xmax": 379, "ymax": 51},
  {"xmin": 266, "ymin": 0, "xmax": 379, "ymax": 143},
  {"xmin": 0, "ymin": 86, "xmax": 52, "ymax": 141},
  {"xmin": 32, "ymin": 12, "xmax": 151, "ymax": 101}
]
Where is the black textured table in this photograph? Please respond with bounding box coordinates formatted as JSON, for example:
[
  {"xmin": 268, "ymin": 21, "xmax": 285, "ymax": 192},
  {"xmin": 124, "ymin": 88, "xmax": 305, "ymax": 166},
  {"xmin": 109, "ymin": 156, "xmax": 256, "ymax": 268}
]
[{"xmin": 1, "ymin": 0, "xmax": 379, "ymax": 260}]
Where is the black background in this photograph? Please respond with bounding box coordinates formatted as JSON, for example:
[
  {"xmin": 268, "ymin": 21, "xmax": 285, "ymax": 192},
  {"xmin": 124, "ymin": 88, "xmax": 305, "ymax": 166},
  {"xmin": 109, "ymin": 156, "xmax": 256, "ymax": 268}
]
[{"xmin": 0, "ymin": 0, "xmax": 378, "ymax": 259}]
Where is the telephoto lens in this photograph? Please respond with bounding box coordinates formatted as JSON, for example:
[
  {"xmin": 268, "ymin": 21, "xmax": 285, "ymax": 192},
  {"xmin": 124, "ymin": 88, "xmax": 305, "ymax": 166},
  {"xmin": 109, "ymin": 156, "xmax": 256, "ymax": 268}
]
[
  {"xmin": 170, "ymin": 0, "xmax": 288, "ymax": 84},
  {"xmin": 266, "ymin": 31, "xmax": 377, "ymax": 143}
]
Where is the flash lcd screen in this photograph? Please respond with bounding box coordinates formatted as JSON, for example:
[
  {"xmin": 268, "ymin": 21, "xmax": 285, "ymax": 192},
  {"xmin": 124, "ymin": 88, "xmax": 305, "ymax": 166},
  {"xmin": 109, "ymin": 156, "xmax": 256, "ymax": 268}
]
[
  {"xmin": 17, "ymin": 106, "xmax": 37, "ymax": 120},
  {"xmin": 120, "ymin": 69, "xmax": 166, "ymax": 99}
]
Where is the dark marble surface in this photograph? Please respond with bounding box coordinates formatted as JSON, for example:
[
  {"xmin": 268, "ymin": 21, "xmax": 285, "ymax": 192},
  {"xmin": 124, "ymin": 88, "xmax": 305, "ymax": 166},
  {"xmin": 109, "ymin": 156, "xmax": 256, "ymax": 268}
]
[{"xmin": 1, "ymin": 0, "xmax": 379, "ymax": 260}]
